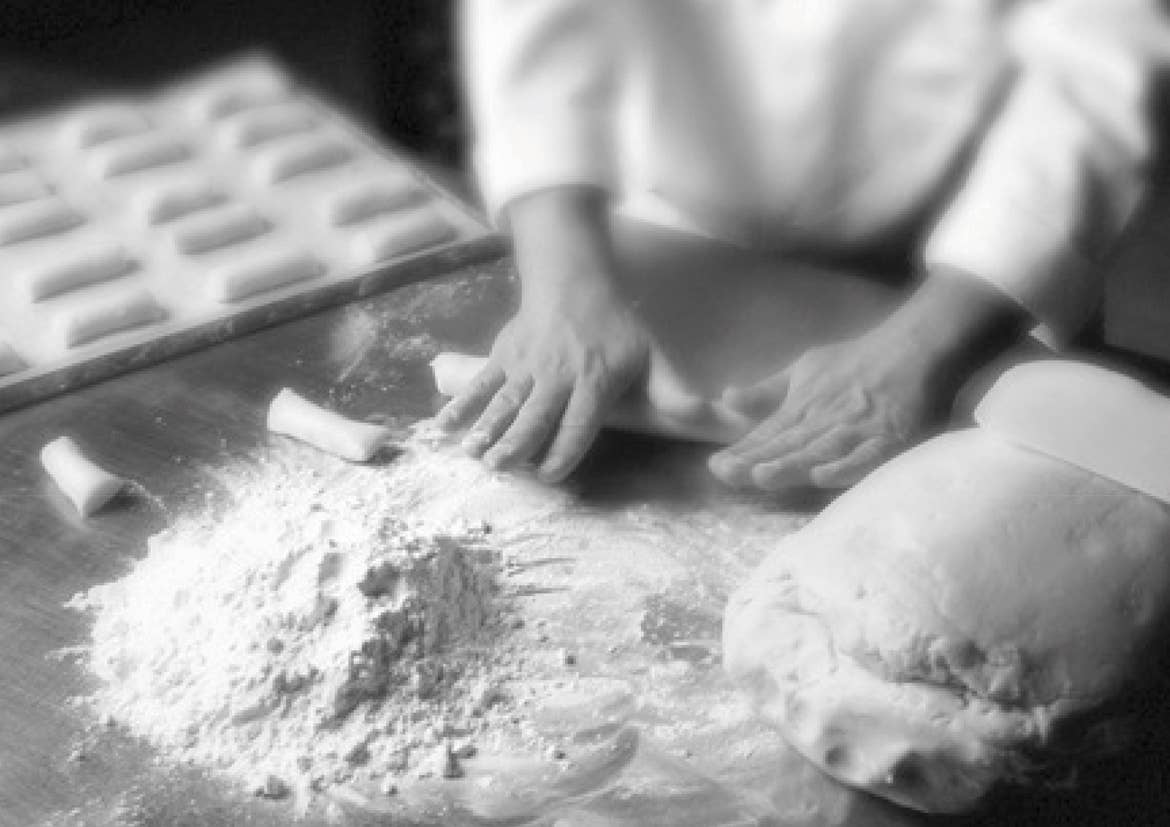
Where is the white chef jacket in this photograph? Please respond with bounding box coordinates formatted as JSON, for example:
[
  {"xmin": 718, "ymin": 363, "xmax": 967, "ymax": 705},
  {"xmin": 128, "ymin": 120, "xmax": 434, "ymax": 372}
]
[{"xmin": 461, "ymin": 0, "xmax": 1170, "ymax": 340}]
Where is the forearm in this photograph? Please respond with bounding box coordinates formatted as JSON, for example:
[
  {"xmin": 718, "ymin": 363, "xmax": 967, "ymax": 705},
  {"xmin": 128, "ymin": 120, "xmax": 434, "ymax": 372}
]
[
  {"xmin": 878, "ymin": 266, "xmax": 1030, "ymax": 392},
  {"xmin": 506, "ymin": 186, "xmax": 622, "ymax": 310}
]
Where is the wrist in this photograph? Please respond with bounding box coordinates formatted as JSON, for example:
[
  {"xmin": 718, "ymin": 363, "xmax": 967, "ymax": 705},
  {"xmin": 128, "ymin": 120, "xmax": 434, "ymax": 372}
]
[
  {"xmin": 875, "ymin": 266, "xmax": 1029, "ymax": 389},
  {"xmin": 506, "ymin": 186, "xmax": 621, "ymax": 307}
]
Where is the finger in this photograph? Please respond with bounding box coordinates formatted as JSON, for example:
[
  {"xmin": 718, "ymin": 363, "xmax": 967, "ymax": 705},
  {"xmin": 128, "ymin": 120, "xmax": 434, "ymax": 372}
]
[
  {"xmin": 720, "ymin": 370, "xmax": 790, "ymax": 419},
  {"xmin": 808, "ymin": 438, "xmax": 889, "ymax": 489},
  {"xmin": 537, "ymin": 381, "xmax": 608, "ymax": 483},
  {"xmin": 435, "ymin": 362, "xmax": 505, "ymax": 431},
  {"xmin": 481, "ymin": 383, "xmax": 572, "ymax": 471},
  {"xmin": 708, "ymin": 409, "xmax": 815, "ymax": 484},
  {"xmin": 463, "ymin": 376, "xmax": 535, "ymax": 457},
  {"xmin": 749, "ymin": 427, "xmax": 861, "ymax": 492}
]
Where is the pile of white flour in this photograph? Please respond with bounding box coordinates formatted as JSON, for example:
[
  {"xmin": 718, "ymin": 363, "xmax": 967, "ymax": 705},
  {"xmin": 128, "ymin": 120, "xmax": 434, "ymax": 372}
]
[{"xmin": 67, "ymin": 425, "xmax": 578, "ymax": 808}]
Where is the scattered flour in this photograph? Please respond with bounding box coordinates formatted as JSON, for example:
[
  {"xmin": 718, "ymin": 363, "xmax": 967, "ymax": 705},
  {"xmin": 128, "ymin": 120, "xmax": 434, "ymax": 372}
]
[{"xmin": 66, "ymin": 423, "xmax": 576, "ymax": 811}]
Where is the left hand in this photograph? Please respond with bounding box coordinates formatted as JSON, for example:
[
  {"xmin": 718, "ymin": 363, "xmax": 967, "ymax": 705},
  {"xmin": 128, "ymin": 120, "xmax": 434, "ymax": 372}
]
[
  {"xmin": 708, "ymin": 331, "xmax": 937, "ymax": 491},
  {"xmin": 708, "ymin": 265, "xmax": 1028, "ymax": 492}
]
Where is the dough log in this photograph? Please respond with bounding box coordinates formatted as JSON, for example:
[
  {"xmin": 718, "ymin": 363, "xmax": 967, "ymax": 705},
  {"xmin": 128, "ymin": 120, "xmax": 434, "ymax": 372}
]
[
  {"xmin": 429, "ymin": 351, "xmax": 752, "ymax": 445},
  {"xmin": 40, "ymin": 436, "xmax": 127, "ymax": 517},
  {"xmin": 266, "ymin": 388, "xmax": 392, "ymax": 462},
  {"xmin": 723, "ymin": 427, "xmax": 1170, "ymax": 814}
]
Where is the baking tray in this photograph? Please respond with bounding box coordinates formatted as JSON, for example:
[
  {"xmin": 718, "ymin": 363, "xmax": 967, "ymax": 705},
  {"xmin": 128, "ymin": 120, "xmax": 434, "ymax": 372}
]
[{"xmin": 0, "ymin": 52, "xmax": 504, "ymax": 413}]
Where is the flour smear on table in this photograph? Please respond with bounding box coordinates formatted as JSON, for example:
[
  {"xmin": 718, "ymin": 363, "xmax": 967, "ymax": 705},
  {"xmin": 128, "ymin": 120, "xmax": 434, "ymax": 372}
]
[{"xmin": 64, "ymin": 422, "xmax": 793, "ymax": 819}]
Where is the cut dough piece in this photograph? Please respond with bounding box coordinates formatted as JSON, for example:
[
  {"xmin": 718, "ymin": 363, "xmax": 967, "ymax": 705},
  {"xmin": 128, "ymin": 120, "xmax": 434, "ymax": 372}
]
[
  {"xmin": 40, "ymin": 436, "xmax": 127, "ymax": 516},
  {"xmin": 251, "ymin": 136, "xmax": 352, "ymax": 185},
  {"xmin": 0, "ymin": 199, "xmax": 84, "ymax": 246},
  {"xmin": 0, "ymin": 171, "xmax": 51, "ymax": 207},
  {"xmin": 348, "ymin": 207, "xmax": 454, "ymax": 266},
  {"xmin": 322, "ymin": 175, "xmax": 421, "ymax": 227},
  {"xmin": 132, "ymin": 182, "xmax": 227, "ymax": 226},
  {"xmin": 724, "ymin": 427, "xmax": 1170, "ymax": 814},
  {"xmin": 266, "ymin": 388, "xmax": 392, "ymax": 462},
  {"xmin": 430, "ymin": 351, "xmax": 751, "ymax": 444},
  {"xmin": 0, "ymin": 340, "xmax": 24, "ymax": 377},
  {"xmin": 975, "ymin": 359, "xmax": 1170, "ymax": 504},
  {"xmin": 88, "ymin": 134, "xmax": 192, "ymax": 179},
  {"xmin": 54, "ymin": 285, "xmax": 166, "ymax": 349},
  {"xmin": 205, "ymin": 247, "xmax": 323, "ymax": 302},
  {"xmin": 170, "ymin": 203, "xmax": 270, "ymax": 255},
  {"xmin": 19, "ymin": 242, "xmax": 134, "ymax": 301},
  {"xmin": 60, "ymin": 106, "xmax": 151, "ymax": 149},
  {"xmin": 216, "ymin": 102, "xmax": 317, "ymax": 149}
]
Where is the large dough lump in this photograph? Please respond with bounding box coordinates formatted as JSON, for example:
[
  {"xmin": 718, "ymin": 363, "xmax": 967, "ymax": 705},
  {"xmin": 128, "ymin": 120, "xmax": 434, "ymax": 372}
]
[{"xmin": 723, "ymin": 428, "xmax": 1170, "ymax": 814}]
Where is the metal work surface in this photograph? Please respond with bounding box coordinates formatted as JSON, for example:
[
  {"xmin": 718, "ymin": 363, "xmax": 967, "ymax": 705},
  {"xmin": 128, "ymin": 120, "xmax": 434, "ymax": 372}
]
[{"xmin": 2, "ymin": 237, "xmax": 1170, "ymax": 826}]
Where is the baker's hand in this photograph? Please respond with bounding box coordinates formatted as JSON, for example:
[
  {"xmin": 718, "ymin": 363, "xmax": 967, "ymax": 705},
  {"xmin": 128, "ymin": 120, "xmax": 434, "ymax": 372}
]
[
  {"xmin": 436, "ymin": 186, "xmax": 650, "ymax": 482},
  {"xmin": 708, "ymin": 334, "xmax": 935, "ymax": 491},
  {"xmin": 708, "ymin": 266, "xmax": 1028, "ymax": 492},
  {"xmin": 437, "ymin": 286, "xmax": 649, "ymax": 482}
]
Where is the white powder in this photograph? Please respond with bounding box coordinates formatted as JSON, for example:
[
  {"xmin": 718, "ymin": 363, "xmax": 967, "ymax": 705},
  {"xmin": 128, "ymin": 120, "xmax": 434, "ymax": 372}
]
[{"xmin": 67, "ymin": 423, "xmax": 575, "ymax": 811}]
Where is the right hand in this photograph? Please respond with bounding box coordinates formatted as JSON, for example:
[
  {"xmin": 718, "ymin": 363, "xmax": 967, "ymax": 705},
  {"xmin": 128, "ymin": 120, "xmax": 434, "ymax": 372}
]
[{"xmin": 435, "ymin": 188, "xmax": 650, "ymax": 482}]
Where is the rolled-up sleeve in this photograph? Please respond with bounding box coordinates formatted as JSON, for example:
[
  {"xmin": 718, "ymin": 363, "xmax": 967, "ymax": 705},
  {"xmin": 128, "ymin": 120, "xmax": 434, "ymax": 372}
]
[
  {"xmin": 923, "ymin": 0, "xmax": 1170, "ymax": 342},
  {"xmin": 459, "ymin": 0, "xmax": 620, "ymax": 225}
]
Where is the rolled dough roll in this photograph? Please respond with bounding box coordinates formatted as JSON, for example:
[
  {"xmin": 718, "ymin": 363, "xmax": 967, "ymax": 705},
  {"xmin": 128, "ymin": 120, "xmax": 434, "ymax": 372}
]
[
  {"xmin": 0, "ymin": 199, "xmax": 84, "ymax": 246},
  {"xmin": 88, "ymin": 135, "xmax": 193, "ymax": 179},
  {"xmin": 430, "ymin": 351, "xmax": 751, "ymax": 445},
  {"xmin": 170, "ymin": 203, "xmax": 270, "ymax": 255},
  {"xmin": 723, "ymin": 427, "xmax": 1170, "ymax": 813},
  {"xmin": 348, "ymin": 207, "xmax": 454, "ymax": 266},
  {"xmin": 216, "ymin": 103, "xmax": 317, "ymax": 149},
  {"xmin": 19, "ymin": 243, "xmax": 133, "ymax": 301},
  {"xmin": 133, "ymin": 183, "xmax": 227, "ymax": 227},
  {"xmin": 324, "ymin": 177, "xmax": 421, "ymax": 227},
  {"xmin": 40, "ymin": 436, "xmax": 126, "ymax": 517},
  {"xmin": 266, "ymin": 388, "xmax": 392, "ymax": 462},
  {"xmin": 60, "ymin": 106, "xmax": 151, "ymax": 149},
  {"xmin": 251, "ymin": 136, "xmax": 352, "ymax": 185},
  {"xmin": 54, "ymin": 285, "xmax": 166, "ymax": 349},
  {"xmin": 205, "ymin": 248, "xmax": 323, "ymax": 302}
]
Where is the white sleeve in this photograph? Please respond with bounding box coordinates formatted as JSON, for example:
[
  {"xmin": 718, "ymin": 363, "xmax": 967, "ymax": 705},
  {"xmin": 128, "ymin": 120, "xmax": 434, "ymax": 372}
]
[
  {"xmin": 459, "ymin": 0, "xmax": 621, "ymax": 225},
  {"xmin": 923, "ymin": 0, "xmax": 1170, "ymax": 342}
]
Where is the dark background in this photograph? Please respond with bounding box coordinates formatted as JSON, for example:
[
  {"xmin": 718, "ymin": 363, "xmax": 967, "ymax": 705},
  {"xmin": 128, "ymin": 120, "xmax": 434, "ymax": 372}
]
[{"xmin": 0, "ymin": 1, "xmax": 465, "ymax": 167}]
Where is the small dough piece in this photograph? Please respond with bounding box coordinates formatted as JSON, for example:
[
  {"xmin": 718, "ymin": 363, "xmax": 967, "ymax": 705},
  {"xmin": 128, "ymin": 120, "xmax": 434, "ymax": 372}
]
[
  {"xmin": 0, "ymin": 171, "xmax": 52, "ymax": 207},
  {"xmin": 132, "ymin": 182, "xmax": 227, "ymax": 226},
  {"xmin": 323, "ymin": 175, "xmax": 421, "ymax": 227},
  {"xmin": 266, "ymin": 388, "xmax": 392, "ymax": 462},
  {"xmin": 19, "ymin": 242, "xmax": 134, "ymax": 301},
  {"xmin": 251, "ymin": 136, "xmax": 353, "ymax": 184},
  {"xmin": 348, "ymin": 207, "xmax": 455, "ymax": 266},
  {"xmin": 724, "ymin": 428, "xmax": 1170, "ymax": 814},
  {"xmin": 0, "ymin": 340, "xmax": 24, "ymax": 377},
  {"xmin": 0, "ymin": 199, "xmax": 84, "ymax": 246},
  {"xmin": 88, "ymin": 134, "xmax": 192, "ymax": 179},
  {"xmin": 60, "ymin": 106, "xmax": 151, "ymax": 149},
  {"xmin": 170, "ymin": 203, "xmax": 270, "ymax": 255},
  {"xmin": 54, "ymin": 285, "xmax": 166, "ymax": 349},
  {"xmin": 216, "ymin": 103, "xmax": 317, "ymax": 149},
  {"xmin": 40, "ymin": 436, "xmax": 126, "ymax": 516},
  {"xmin": 205, "ymin": 247, "xmax": 323, "ymax": 302}
]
